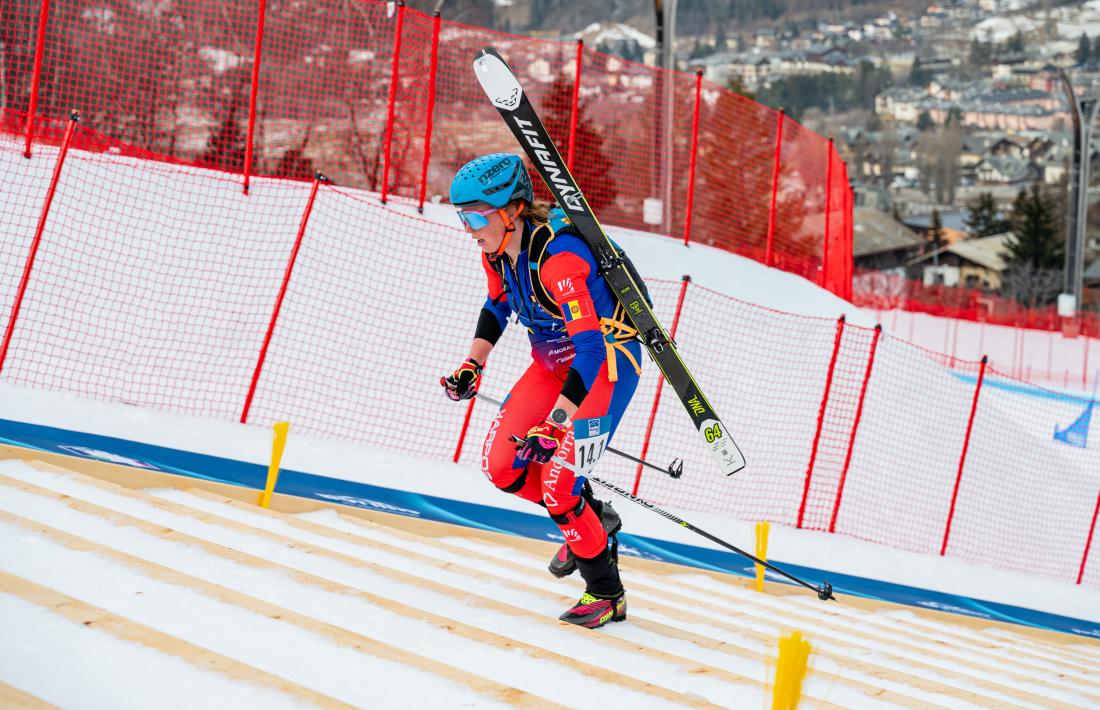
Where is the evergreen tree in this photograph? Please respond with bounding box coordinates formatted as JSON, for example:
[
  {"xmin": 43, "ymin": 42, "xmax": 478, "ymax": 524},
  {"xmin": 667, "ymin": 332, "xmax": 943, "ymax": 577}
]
[
  {"xmin": 968, "ymin": 38, "xmax": 992, "ymax": 67},
  {"xmin": 908, "ymin": 57, "xmax": 929, "ymax": 86},
  {"xmin": 197, "ymin": 104, "xmax": 246, "ymax": 171},
  {"xmin": 726, "ymin": 75, "xmax": 755, "ymax": 101},
  {"xmin": 539, "ymin": 72, "xmax": 616, "ymax": 212},
  {"xmin": 693, "ymin": 88, "xmax": 804, "ymax": 252},
  {"xmin": 916, "ymin": 110, "xmax": 935, "ymax": 131},
  {"xmin": 713, "ymin": 22, "xmax": 727, "ymax": 50},
  {"xmin": 1078, "ymin": 33, "xmax": 1092, "ymax": 66},
  {"xmin": 755, "ymin": 73, "xmax": 854, "ymax": 119},
  {"xmin": 688, "ymin": 39, "xmax": 709, "ymax": 60},
  {"xmin": 1006, "ymin": 30, "xmax": 1025, "ymax": 53},
  {"xmin": 854, "ymin": 60, "xmax": 893, "ymax": 111},
  {"xmin": 1094, "ymin": 35, "xmax": 1100, "ymax": 62},
  {"xmin": 964, "ymin": 192, "xmax": 1009, "ymax": 237},
  {"xmin": 1004, "ymin": 184, "xmax": 1063, "ymax": 269},
  {"xmin": 274, "ymin": 147, "xmax": 315, "ymax": 181}
]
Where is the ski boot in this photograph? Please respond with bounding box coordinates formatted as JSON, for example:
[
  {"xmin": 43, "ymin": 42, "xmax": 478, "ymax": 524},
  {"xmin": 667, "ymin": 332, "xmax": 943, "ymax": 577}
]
[
  {"xmin": 548, "ymin": 482, "xmax": 621, "ymax": 579},
  {"xmin": 560, "ymin": 538, "xmax": 626, "ymax": 628},
  {"xmin": 559, "ymin": 590, "xmax": 627, "ymax": 629}
]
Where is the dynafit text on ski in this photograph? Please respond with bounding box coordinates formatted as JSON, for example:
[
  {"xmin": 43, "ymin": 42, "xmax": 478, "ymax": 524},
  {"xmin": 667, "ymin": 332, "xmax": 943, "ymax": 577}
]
[{"xmin": 472, "ymin": 46, "xmax": 747, "ymax": 476}]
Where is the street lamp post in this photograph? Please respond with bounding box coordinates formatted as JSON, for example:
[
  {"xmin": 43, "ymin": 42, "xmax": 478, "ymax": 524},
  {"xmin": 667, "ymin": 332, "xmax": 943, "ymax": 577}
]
[
  {"xmin": 654, "ymin": 0, "xmax": 679, "ymax": 235},
  {"xmin": 1059, "ymin": 69, "xmax": 1100, "ymax": 318}
]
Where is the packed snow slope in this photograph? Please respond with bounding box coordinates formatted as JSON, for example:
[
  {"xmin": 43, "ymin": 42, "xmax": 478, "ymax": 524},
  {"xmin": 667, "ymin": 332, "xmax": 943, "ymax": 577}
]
[{"xmin": 2, "ymin": 452, "xmax": 1099, "ymax": 709}]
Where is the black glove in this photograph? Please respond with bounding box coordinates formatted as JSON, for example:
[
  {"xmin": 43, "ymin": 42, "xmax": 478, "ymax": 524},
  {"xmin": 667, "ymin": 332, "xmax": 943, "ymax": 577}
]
[{"xmin": 441, "ymin": 358, "xmax": 482, "ymax": 401}]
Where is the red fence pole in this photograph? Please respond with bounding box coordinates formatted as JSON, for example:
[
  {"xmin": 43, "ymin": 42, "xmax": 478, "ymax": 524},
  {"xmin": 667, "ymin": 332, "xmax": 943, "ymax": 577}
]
[
  {"xmin": 380, "ymin": 1, "xmax": 406, "ymax": 205},
  {"xmin": 821, "ymin": 138, "xmax": 834, "ymax": 290},
  {"xmin": 566, "ymin": 39, "xmax": 584, "ymax": 171},
  {"xmin": 682, "ymin": 68, "xmax": 703, "ymax": 247},
  {"xmin": 2, "ymin": 110, "xmax": 78, "ymax": 373},
  {"xmin": 633, "ymin": 275, "xmax": 691, "ymax": 496},
  {"xmin": 453, "ymin": 397, "xmax": 477, "ymax": 463},
  {"xmin": 22, "ymin": 0, "xmax": 51, "ymax": 159},
  {"xmin": 845, "ymin": 177, "xmax": 854, "ymax": 300},
  {"xmin": 240, "ymin": 174, "xmax": 325, "ymax": 423},
  {"xmin": 417, "ymin": 11, "xmax": 442, "ymax": 213},
  {"xmin": 797, "ymin": 314, "xmax": 846, "ymax": 529},
  {"xmin": 829, "ymin": 324, "xmax": 881, "ymax": 533},
  {"xmin": 1078, "ymin": 489, "xmax": 1100, "ymax": 585},
  {"xmin": 242, "ymin": 0, "xmax": 267, "ymax": 194},
  {"xmin": 765, "ymin": 109, "xmax": 785, "ymax": 267},
  {"xmin": 1083, "ymin": 323, "xmax": 1090, "ymax": 389},
  {"xmin": 941, "ymin": 355, "xmax": 987, "ymax": 556}
]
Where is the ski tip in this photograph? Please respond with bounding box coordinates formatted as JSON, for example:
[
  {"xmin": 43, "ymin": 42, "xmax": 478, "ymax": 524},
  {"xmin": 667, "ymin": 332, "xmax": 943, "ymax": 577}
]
[
  {"xmin": 474, "ymin": 47, "xmax": 524, "ymax": 112},
  {"xmin": 476, "ymin": 46, "xmax": 506, "ymax": 62}
]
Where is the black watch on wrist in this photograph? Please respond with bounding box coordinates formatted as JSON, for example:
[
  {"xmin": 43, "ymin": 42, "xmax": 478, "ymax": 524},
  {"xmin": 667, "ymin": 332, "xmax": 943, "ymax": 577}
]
[{"xmin": 549, "ymin": 407, "xmax": 570, "ymax": 428}]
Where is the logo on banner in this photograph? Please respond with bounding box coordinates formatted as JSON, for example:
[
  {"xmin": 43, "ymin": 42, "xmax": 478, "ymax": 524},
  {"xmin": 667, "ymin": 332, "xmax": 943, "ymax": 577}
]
[{"xmin": 58, "ymin": 446, "xmax": 159, "ymax": 470}]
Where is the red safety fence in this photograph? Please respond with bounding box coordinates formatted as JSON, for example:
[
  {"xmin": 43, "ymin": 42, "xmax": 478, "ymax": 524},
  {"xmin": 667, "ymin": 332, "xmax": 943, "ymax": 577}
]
[
  {"xmin": 2, "ymin": 0, "xmax": 851, "ymax": 293},
  {"xmin": 853, "ymin": 269, "xmax": 1097, "ymax": 331},
  {"xmin": 2, "ymin": 113, "xmax": 1098, "ymax": 587},
  {"xmin": 854, "ymin": 268, "xmax": 1100, "ymax": 389}
]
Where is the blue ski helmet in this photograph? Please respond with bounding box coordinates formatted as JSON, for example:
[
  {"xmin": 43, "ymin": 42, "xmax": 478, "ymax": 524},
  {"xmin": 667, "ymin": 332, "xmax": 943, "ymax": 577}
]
[{"xmin": 449, "ymin": 153, "xmax": 533, "ymax": 209}]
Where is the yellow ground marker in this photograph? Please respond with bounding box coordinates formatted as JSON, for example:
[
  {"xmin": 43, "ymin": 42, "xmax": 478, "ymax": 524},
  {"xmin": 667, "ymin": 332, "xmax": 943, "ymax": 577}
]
[
  {"xmin": 772, "ymin": 631, "xmax": 812, "ymax": 710},
  {"xmin": 755, "ymin": 521, "xmax": 770, "ymax": 592},
  {"xmin": 259, "ymin": 421, "xmax": 289, "ymax": 509}
]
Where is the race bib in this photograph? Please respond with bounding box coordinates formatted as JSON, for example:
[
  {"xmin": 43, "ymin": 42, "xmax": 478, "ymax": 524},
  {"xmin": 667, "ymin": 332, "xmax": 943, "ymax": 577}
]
[{"xmin": 572, "ymin": 415, "xmax": 611, "ymax": 477}]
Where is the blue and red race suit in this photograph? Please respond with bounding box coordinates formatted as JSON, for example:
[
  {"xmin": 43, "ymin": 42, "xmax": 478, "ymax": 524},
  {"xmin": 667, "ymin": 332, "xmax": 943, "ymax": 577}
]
[{"xmin": 479, "ymin": 212, "xmax": 642, "ymax": 559}]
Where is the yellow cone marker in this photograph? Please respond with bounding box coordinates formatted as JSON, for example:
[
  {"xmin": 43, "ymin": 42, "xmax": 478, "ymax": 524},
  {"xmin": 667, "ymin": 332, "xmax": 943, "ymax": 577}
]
[
  {"xmin": 259, "ymin": 421, "xmax": 290, "ymax": 509},
  {"xmin": 755, "ymin": 520, "xmax": 770, "ymax": 592},
  {"xmin": 772, "ymin": 631, "xmax": 811, "ymax": 710}
]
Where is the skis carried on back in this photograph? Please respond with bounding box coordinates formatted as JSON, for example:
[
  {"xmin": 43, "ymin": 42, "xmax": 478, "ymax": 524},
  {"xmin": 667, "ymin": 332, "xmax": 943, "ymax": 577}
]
[{"xmin": 473, "ymin": 47, "xmax": 747, "ymax": 476}]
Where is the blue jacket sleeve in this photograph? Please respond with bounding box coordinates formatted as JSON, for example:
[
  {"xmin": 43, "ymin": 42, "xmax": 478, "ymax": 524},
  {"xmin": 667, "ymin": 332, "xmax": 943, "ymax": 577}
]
[{"xmin": 482, "ymin": 296, "xmax": 512, "ymax": 332}]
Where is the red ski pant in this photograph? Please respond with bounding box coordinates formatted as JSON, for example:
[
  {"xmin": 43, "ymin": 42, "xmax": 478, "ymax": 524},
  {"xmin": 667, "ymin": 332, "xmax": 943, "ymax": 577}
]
[{"xmin": 481, "ymin": 358, "xmax": 626, "ymax": 560}]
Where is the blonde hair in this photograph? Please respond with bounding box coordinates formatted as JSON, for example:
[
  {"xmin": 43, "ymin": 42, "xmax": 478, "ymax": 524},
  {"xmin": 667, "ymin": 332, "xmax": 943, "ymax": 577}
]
[{"xmin": 510, "ymin": 199, "xmax": 553, "ymax": 223}]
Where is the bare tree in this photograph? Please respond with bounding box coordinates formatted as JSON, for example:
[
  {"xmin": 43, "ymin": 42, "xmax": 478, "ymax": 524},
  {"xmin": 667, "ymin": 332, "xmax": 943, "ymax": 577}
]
[
  {"xmin": 916, "ymin": 130, "xmax": 936, "ymax": 196},
  {"xmin": 915, "ymin": 118, "xmax": 963, "ymax": 204},
  {"xmin": 935, "ymin": 116, "xmax": 963, "ymax": 205},
  {"xmin": 878, "ymin": 126, "xmax": 899, "ymax": 184},
  {"xmin": 999, "ymin": 263, "xmax": 1063, "ymax": 308}
]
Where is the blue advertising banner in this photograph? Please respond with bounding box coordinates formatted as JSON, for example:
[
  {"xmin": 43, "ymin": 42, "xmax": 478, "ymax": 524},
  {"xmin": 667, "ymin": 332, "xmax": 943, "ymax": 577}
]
[{"xmin": 2, "ymin": 417, "xmax": 1098, "ymax": 639}]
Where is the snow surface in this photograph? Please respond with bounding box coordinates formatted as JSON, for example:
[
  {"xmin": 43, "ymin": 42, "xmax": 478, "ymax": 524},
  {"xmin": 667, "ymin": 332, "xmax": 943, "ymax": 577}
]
[
  {"xmin": 4, "ymin": 383, "xmax": 1100, "ymax": 626},
  {"xmin": 872, "ymin": 308, "xmax": 1098, "ymax": 390},
  {"xmin": 576, "ymin": 23, "xmax": 657, "ymax": 50},
  {"xmin": 0, "ymin": 594, "xmax": 310, "ymax": 710},
  {"xmin": 2, "ymin": 456, "xmax": 1099, "ymax": 708}
]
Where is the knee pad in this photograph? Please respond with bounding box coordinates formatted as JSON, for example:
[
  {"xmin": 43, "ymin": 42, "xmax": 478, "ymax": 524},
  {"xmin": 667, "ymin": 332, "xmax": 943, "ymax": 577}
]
[{"xmin": 549, "ymin": 497, "xmax": 607, "ymax": 559}]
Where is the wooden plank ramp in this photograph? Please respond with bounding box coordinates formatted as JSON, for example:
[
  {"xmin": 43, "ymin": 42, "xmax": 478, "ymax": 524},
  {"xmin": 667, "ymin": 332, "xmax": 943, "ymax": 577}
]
[{"xmin": 1, "ymin": 446, "xmax": 1098, "ymax": 709}]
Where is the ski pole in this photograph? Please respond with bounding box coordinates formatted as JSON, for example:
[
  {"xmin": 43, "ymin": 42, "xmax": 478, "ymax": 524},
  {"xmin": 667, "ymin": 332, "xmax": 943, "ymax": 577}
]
[
  {"xmin": 506, "ymin": 433, "xmax": 834, "ymax": 601},
  {"xmin": 475, "ymin": 392, "xmax": 682, "ymax": 478}
]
